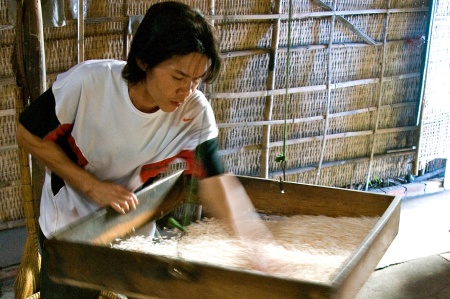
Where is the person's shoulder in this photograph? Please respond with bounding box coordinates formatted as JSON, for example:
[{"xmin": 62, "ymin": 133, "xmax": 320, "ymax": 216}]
[
  {"xmin": 67, "ymin": 59, "xmax": 125, "ymax": 75},
  {"xmin": 187, "ymin": 89, "xmax": 209, "ymax": 106},
  {"xmin": 54, "ymin": 60, "xmax": 126, "ymax": 88}
]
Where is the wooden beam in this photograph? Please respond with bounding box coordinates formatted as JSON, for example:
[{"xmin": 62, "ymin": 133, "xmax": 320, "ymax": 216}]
[
  {"xmin": 270, "ymin": 150, "xmax": 416, "ymax": 177},
  {"xmin": 312, "ymin": 0, "xmax": 376, "ymax": 45}
]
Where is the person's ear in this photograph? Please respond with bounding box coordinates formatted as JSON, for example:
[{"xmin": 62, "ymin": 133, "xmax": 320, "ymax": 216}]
[{"xmin": 137, "ymin": 59, "xmax": 147, "ymax": 72}]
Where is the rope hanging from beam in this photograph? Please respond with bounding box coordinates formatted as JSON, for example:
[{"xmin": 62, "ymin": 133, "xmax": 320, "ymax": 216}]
[{"xmin": 275, "ymin": 0, "xmax": 294, "ymax": 190}]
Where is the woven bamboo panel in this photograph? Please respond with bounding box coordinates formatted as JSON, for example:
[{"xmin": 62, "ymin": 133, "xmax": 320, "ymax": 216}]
[
  {"xmin": 273, "ymin": 91, "xmax": 328, "ymax": 119},
  {"xmin": 271, "ymin": 119, "xmax": 325, "ymax": 142},
  {"xmin": 330, "ymin": 84, "xmax": 379, "ymax": 113},
  {"xmin": 45, "ymin": 38, "xmax": 78, "ymax": 74},
  {"xmin": 213, "ymin": 0, "xmax": 272, "ymax": 15},
  {"xmin": 389, "ymin": 0, "xmax": 428, "ymax": 9},
  {"xmin": 0, "ymin": 185, "xmax": 24, "ymax": 222},
  {"xmin": 85, "ymin": 22, "xmax": 126, "ymax": 36},
  {"xmin": 0, "ymin": 114, "xmax": 16, "ymax": 147},
  {"xmin": 373, "ymin": 131, "xmax": 417, "ymax": 154},
  {"xmin": 269, "ymin": 141, "xmax": 323, "ymax": 171},
  {"xmin": 219, "ymin": 126, "xmax": 263, "ymax": 151},
  {"xmin": 221, "ymin": 149, "xmax": 261, "ymax": 176},
  {"xmin": 44, "ymin": 22, "xmax": 77, "ymax": 40},
  {"xmin": 323, "ymin": 135, "xmax": 372, "ymax": 161},
  {"xmin": 381, "ymin": 76, "xmax": 421, "ymax": 106},
  {"xmin": 333, "ymin": 14, "xmax": 385, "ymax": 43},
  {"xmin": 317, "ymin": 161, "xmax": 369, "ymax": 187},
  {"xmin": 86, "ymin": 0, "xmax": 125, "ymax": 18},
  {"xmin": 435, "ymin": 1, "xmax": 450, "ymax": 16},
  {"xmin": 0, "ymin": 27, "xmax": 15, "ymax": 45},
  {"xmin": 279, "ymin": 0, "xmax": 324, "ymax": 13},
  {"xmin": 212, "ymin": 97, "xmax": 266, "ymax": 124},
  {"xmin": 275, "ymin": 47, "xmax": 382, "ymax": 89},
  {"xmin": 275, "ymin": 49, "xmax": 329, "ymax": 88},
  {"xmin": 1, "ymin": 149, "xmax": 20, "ymax": 184},
  {"xmin": 0, "ymin": 84, "xmax": 17, "ymax": 110},
  {"xmin": 214, "ymin": 54, "xmax": 269, "ymax": 93},
  {"xmin": 387, "ymin": 11, "xmax": 428, "ymax": 40},
  {"xmin": 0, "ymin": 45, "xmax": 14, "ymax": 78},
  {"xmin": 215, "ymin": 20, "xmax": 273, "ymax": 52},
  {"xmin": 0, "ymin": 0, "xmax": 20, "ymax": 225},
  {"xmin": 213, "ymin": 95, "xmax": 266, "ymax": 151},
  {"xmin": 279, "ymin": 18, "xmax": 331, "ymax": 46},
  {"xmin": 419, "ymin": 108, "xmax": 450, "ymax": 160},
  {"xmin": 328, "ymin": 111, "xmax": 375, "ymax": 134},
  {"xmin": 384, "ymin": 42, "xmax": 425, "ymax": 76},
  {"xmin": 377, "ymin": 105, "xmax": 417, "ymax": 129},
  {"xmin": 370, "ymin": 154, "xmax": 414, "ymax": 181},
  {"xmin": 85, "ymin": 33, "xmax": 125, "ymax": 60},
  {"xmin": 417, "ymin": 0, "xmax": 450, "ymax": 166},
  {"xmin": 125, "ymin": 0, "xmax": 211, "ymax": 16}
]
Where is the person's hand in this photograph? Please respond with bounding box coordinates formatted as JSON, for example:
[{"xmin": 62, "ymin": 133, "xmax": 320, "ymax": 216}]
[{"xmin": 86, "ymin": 180, "xmax": 139, "ymax": 214}]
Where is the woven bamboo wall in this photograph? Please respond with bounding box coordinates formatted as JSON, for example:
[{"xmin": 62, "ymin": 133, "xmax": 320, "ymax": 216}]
[
  {"xmin": 1, "ymin": 0, "xmax": 23, "ymax": 225},
  {"xmin": 0, "ymin": 0, "xmax": 436, "ymax": 226},
  {"xmin": 417, "ymin": 0, "xmax": 450, "ymax": 170}
]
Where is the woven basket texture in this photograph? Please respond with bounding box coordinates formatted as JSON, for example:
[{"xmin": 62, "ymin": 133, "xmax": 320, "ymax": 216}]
[
  {"xmin": 1, "ymin": 0, "xmax": 443, "ymax": 216},
  {"xmin": 2, "ymin": 0, "xmax": 445, "ymax": 228},
  {"xmin": 417, "ymin": 0, "xmax": 450, "ymax": 167}
]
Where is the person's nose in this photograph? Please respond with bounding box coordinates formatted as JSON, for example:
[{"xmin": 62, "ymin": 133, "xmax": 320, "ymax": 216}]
[{"xmin": 178, "ymin": 79, "xmax": 194, "ymax": 97}]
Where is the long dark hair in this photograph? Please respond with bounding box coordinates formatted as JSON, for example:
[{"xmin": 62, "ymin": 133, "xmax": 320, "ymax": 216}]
[{"xmin": 122, "ymin": 1, "xmax": 221, "ymax": 85}]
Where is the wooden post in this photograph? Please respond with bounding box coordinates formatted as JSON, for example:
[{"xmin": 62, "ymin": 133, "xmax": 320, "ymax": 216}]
[
  {"xmin": 77, "ymin": 0, "xmax": 85, "ymax": 63},
  {"xmin": 14, "ymin": 0, "xmax": 46, "ymax": 298}
]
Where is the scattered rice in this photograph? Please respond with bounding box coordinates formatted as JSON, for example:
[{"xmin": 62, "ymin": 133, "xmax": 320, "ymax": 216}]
[{"xmin": 112, "ymin": 215, "xmax": 379, "ymax": 283}]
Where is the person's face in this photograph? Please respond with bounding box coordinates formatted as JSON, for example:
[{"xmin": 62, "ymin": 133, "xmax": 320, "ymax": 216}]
[{"xmin": 138, "ymin": 52, "xmax": 209, "ymax": 113}]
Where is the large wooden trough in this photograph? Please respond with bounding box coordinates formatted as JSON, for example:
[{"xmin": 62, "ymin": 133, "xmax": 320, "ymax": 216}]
[{"xmin": 46, "ymin": 171, "xmax": 401, "ymax": 299}]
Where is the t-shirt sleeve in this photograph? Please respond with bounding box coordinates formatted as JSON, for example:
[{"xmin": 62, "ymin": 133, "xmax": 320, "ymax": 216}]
[
  {"xmin": 195, "ymin": 138, "xmax": 224, "ymax": 177},
  {"xmin": 19, "ymin": 87, "xmax": 60, "ymax": 138}
]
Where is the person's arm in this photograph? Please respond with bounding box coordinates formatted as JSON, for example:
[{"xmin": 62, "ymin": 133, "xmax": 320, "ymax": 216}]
[
  {"xmin": 16, "ymin": 124, "xmax": 138, "ymax": 214},
  {"xmin": 17, "ymin": 87, "xmax": 138, "ymax": 214},
  {"xmin": 195, "ymin": 139, "xmax": 272, "ymax": 240},
  {"xmin": 194, "ymin": 138, "xmax": 224, "ymax": 177}
]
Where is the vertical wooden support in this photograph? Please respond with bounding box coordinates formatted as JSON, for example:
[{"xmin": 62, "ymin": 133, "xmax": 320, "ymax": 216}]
[
  {"xmin": 77, "ymin": 0, "xmax": 85, "ymax": 63},
  {"xmin": 14, "ymin": 0, "xmax": 47, "ymax": 297},
  {"xmin": 205, "ymin": 0, "xmax": 215, "ymax": 100},
  {"xmin": 261, "ymin": 0, "xmax": 282, "ymax": 178},
  {"xmin": 122, "ymin": 0, "xmax": 129, "ymax": 60},
  {"xmin": 315, "ymin": 1, "xmax": 337, "ymax": 185},
  {"xmin": 365, "ymin": 1, "xmax": 391, "ymax": 190}
]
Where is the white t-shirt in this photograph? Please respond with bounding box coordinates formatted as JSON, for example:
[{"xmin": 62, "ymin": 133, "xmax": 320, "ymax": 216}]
[{"xmin": 38, "ymin": 60, "xmax": 218, "ymax": 237}]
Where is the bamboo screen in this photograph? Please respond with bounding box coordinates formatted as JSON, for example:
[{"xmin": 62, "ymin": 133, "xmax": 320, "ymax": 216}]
[
  {"xmin": 0, "ymin": 0, "xmax": 434, "ymax": 226},
  {"xmin": 417, "ymin": 0, "xmax": 450, "ymax": 171}
]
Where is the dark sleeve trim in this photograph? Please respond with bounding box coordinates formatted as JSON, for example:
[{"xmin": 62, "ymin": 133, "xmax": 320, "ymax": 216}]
[
  {"xmin": 195, "ymin": 138, "xmax": 224, "ymax": 177},
  {"xmin": 19, "ymin": 87, "xmax": 60, "ymax": 138}
]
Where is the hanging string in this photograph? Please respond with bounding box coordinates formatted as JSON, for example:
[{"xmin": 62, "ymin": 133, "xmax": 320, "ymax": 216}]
[{"xmin": 276, "ymin": 0, "xmax": 294, "ymax": 188}]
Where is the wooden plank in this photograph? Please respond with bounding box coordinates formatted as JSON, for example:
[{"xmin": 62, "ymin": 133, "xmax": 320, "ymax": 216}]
[
  {"xmin": 269, "ymin": 150, "xmax": 416, "ymax": 177},
  {"xmin": 332, "ymin": 198, "xmax": 401, "ymax": 298},
  {"xmin": 237, "ymin": 176, "xmax": 396, "ymax": 218},
  {"xmin": 46, "ymin": 239, "xmax": 332, "ymax": 299}
]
